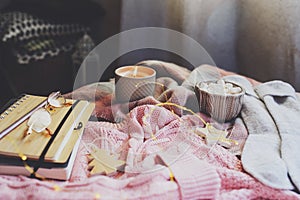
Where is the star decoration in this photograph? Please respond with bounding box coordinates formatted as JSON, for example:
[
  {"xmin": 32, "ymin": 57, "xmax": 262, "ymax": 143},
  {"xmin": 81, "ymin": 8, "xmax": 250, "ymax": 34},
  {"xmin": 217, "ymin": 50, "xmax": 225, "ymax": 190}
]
[
  {"xmin": 195, "ymin": 123, "xmax": 233, "ymax": 147},
  {"xmin": 87, "ymin": 148, "xmax": 125, "ymax": 176}
]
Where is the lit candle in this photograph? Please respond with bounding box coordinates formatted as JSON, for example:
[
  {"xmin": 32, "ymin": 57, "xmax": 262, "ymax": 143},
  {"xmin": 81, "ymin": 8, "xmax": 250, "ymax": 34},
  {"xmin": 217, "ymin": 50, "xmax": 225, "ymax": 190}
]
[
  {"xmin": 133, "ymin": 65, "xmax": 138, "ymax": 77},
  {"xmin": 115, "ymin": 65, "xmax": 156, "ymax": 102},
  {"xmin": 118, "ymin": 66, "xmax": 150, "ymax": 78}
]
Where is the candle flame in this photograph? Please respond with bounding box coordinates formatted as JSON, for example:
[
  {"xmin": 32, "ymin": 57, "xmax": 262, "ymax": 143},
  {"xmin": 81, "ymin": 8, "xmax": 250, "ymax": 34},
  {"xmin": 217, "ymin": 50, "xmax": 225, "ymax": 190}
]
[{"xmin": 133, "ymin": 66, "xmax": 138, "ymax": 77}]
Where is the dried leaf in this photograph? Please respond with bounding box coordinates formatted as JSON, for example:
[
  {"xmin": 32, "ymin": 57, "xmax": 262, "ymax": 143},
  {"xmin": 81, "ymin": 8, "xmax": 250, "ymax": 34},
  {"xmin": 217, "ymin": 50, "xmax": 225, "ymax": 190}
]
[
  {"xmin": 27, "ymin": 108, "xmax": 51, "ymax": 134},
  {"xmin": 48, "ymin": 91, "xmax": 66, "ymax": 107}
]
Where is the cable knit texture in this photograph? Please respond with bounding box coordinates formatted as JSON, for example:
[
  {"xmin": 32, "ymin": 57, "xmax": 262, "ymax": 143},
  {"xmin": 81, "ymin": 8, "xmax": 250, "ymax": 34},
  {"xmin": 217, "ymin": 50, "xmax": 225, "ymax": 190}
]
[
  {"xmin": 1, "ymin": 104, "xmax": 299, "ymax": 199},
  {"xmin": 1, "ymin": 61, "xmax": 300, "ymax": 199}
]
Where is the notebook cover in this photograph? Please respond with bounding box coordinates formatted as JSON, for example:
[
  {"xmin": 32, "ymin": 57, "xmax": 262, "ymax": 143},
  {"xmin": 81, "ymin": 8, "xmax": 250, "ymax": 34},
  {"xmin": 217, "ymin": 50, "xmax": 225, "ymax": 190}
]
[{"xmin": 0, "ymin": 94, "xmax": 94, "ymax": 163}]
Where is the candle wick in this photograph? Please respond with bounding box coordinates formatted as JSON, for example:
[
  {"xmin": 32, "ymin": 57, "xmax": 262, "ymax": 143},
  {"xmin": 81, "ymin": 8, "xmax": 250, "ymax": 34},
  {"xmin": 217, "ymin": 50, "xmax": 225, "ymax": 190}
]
[{"xmin": 133, "ymin": 66, "xmax": 138, "ymax": 77}]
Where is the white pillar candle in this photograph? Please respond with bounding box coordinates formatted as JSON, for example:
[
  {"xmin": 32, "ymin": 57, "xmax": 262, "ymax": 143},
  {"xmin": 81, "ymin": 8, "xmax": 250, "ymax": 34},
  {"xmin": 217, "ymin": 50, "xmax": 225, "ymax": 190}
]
[{"xmin": 115, "ymin": 66, "xmax": 156, "ymax": 102}]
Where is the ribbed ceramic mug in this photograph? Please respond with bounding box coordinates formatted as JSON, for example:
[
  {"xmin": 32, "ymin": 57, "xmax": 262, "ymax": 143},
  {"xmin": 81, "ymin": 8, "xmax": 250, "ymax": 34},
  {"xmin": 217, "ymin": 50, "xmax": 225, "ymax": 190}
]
[
  {"xmin": 115, "ymin": 66, "xmax": 156, "ymax": 103},
  {"xmin": 194, "ymin": 81, "xmax": 245, "ymax": 122}
]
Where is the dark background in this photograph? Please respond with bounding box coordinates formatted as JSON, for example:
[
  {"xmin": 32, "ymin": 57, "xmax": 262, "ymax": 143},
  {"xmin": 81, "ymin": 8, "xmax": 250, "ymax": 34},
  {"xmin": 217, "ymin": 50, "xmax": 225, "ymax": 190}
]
[
  {"xmin": 0, "ymin": 0, "xmax": 121, "ymax": 107},
  {"xmin": 0, "ymin": 0, "xmax": 196, "ymax": 108},
  {"xmin": 1, "ymin": 0, "xmax": 299, "ymax": 109}
]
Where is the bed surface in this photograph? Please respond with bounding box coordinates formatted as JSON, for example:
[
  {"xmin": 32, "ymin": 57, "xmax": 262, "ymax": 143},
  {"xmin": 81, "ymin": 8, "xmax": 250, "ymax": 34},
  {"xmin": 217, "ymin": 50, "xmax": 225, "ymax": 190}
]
[{"xmin": 1, "ymin": 60, "xmax": 299, "ymax": 200}]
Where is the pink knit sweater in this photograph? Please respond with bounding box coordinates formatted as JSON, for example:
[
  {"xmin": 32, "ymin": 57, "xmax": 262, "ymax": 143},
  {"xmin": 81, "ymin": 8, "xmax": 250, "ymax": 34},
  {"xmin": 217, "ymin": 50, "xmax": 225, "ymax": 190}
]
[
  {"xmin": 2, "ymin": 61, "xmax": 300, "ymax": 199},
  {"xmin": 1, "ymin": 105, "xmax": 299, "ymax": 199}
]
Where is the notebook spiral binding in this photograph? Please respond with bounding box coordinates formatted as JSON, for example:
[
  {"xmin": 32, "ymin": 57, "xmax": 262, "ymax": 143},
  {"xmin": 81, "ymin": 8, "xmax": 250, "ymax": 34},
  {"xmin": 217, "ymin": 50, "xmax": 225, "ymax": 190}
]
[
  {"xmin": 0, "ymin": 95, "xmax": 30, "ymax": 120},
  {"xmin": 0, "ymin": 94, "xmax": 48, "ymax": 140}
]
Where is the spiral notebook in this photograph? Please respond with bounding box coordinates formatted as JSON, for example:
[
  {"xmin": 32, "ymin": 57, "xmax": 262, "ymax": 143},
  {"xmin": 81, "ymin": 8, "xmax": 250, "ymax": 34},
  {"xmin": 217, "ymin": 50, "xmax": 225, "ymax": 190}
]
[{"xmin": 0, "ymin": 94, "xmax": 95, "ymax": 180}]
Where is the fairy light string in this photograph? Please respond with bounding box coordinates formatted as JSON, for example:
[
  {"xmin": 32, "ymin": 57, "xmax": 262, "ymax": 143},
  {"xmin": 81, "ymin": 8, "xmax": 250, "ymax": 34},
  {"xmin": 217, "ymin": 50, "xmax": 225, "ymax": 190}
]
[
  {"xmin": 3, "ymin": 133, "xmax": 47, "ymax": 181},
  {"xmin": 2, "ymin": 81, "xmax": 237, "ymax": 197},
  {"xmin": 1, "ymin": 92, "xmax": 76, "ymax": 192},
  {"xmin": 167, "ymin": 166, "xmax": 175, "ymax": 182},
  {"xmin": 94, "ymin": 193, "xmax": 101, "ymax": 199},
  {"xmin": 135, "ymin": 81, "xmax": 236, "ymax": 183},
  {"xmin": 134, "ymin": 80, "xmax": 238, "ymax": 168},
  {"xmin": 139, "ymin": 100, "xmax": 239, "ymax": 184},
  {"xmin": 136, "ymin": 80, "xmax": 238, "ymax": 147},
  {"xmin": 135, "ymin": 81, "xmax": 174, "ymax": 111}
]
